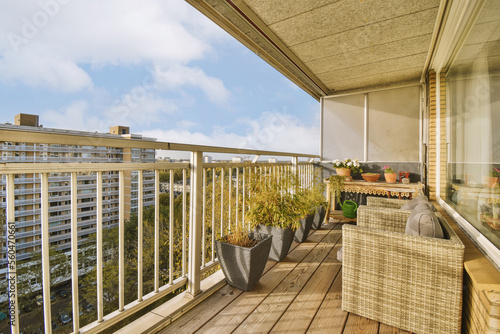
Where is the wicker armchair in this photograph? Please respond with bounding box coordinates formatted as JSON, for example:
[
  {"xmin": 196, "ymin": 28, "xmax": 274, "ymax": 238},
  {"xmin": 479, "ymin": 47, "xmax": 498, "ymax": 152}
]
[
  {"xmin": 366, "ymin": 196, "xmax": 409, "ymax": 209},
  {"xmin": 342, "ymin": 206, "xmax": 464, "ymax": 334}
]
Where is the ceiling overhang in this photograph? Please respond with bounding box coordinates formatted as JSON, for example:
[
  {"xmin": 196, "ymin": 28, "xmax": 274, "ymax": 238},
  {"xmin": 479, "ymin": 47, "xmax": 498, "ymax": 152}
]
[{"xmin": 186, "ymin": 0, "xmax": 443, "ymax": 100}]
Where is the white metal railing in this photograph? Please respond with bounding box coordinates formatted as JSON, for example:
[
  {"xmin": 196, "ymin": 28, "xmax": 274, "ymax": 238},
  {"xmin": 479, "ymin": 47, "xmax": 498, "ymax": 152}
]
[{"xmin": 0, "ymin": 128, "xmax": 318, "ymax": 334}]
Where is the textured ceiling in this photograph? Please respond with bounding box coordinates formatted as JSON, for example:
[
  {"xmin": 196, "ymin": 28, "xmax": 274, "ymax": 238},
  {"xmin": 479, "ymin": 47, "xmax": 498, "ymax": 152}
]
[{"xmin": 187, "ymin": 0, "xmax": 442, "ymax": 99}]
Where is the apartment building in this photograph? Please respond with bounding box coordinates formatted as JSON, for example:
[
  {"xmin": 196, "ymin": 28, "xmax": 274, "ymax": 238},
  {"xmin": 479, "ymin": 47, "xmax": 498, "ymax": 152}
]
[{"xmin": 0, "ymin": 114, "xmax": 156, "ymax": 275}]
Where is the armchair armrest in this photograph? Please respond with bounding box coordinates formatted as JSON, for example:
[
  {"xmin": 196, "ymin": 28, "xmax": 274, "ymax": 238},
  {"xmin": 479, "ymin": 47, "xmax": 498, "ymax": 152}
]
[
  {"xmin": 366, "ymin": 196, "xmax": 409, "ymax": 208},
  {"xmin": 357, "ymin": 205, "xmax": 411, "ymax": 233}
]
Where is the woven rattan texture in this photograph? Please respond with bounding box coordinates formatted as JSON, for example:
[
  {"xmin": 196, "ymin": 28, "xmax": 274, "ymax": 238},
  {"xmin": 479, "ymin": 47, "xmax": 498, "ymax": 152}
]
[
  {"xmin": 342, "ymin": 207, "xmax": 465, "ymax": 334},
  {"xmin": 366, "ymin": 196, "xmax": 408, "ymax": 209}
]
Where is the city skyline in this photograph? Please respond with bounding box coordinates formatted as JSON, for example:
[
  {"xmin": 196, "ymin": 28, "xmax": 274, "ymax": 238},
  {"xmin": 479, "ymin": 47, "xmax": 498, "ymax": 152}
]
[{"xmin": 0, "ymin": 0, "xmax": 319, "ymax": 156}]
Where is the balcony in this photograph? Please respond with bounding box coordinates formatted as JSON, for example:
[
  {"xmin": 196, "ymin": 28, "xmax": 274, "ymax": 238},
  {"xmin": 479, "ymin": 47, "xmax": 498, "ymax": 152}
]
[
  {"xmin": 118, "ymin": 213, "xmax": 413, "ymax": 334},
  {"xmin": 0, "ymin": 128, "xmax": 320, "ymax": 334},
  {"xmin": 1, "ymin": 0, "xmax": 499, "ymax": 333}
]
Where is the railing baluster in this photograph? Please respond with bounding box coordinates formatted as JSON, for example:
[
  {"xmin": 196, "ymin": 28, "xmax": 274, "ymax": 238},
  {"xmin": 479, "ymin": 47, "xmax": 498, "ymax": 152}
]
[
  {"xmin": 6, "ymin": 174, "xmax": 20, "ymax": 334},
  {"xmin": 169, "ymin": 169, "xmax": 174, "ymax": 285},
  {"xmin": 242, "ymin": 167, "xmax": 246, "ymax": 228},
  {"xmin": 96, "ymin": 171, "xmax": 104, "ymax": 323},
  {"xmin": 202, "ymin": 168, "xmax": 206, "ymax": 267},
  {"xmin": 182, "ymin": 169, "xmax": 187, "ymax": 278},
  {"xmin": 220, "ymin": 168, "xmax": 224, "ymax": 237},
  {"xmin": 236, "ymin": 167, "xmax": 239, "ymax": 228},
  {"xmin": 228, "ymin": 167, "xmax": 232, "ymax": 231},
  {"xmin": 138, "ymin": 170, "xmax": 144, "ymax": 301},
  {"xmin": 187, "ymin": 151, "xmax": 203, "ymax": 296},
  {"xmin": 118, "ymin": 170, "xmax": 125, "ymax": 311},
  {"xmin": 211, "ymin": 168, "xmax": 215, "ymax": 262},
  {"xmin": 40, "ymin": 172, "xmax": 52, "ymax": 334},
  {"xmin": 154, "ymin": 169, "xmax": 160, "ymax": 292},
  {"xmin": 70, "ymin": 172, "xmax": 80, "ymax": 332}
]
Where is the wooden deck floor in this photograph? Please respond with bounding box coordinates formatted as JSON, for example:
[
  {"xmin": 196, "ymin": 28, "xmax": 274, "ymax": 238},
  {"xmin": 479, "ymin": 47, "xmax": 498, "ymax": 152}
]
[{"xmin": 158, "ymin": 213, "xmax": 410, "ymax": 334}]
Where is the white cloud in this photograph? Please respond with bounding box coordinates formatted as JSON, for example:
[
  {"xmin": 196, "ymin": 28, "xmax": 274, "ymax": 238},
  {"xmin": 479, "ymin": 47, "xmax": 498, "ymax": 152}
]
[
  {"xmin": 154, "ymin": 65, "xmax": 231, "ymax": 105},
  {"xmin": 42, "ymin": 101, "xmax": 103, "ymax": 131},
  {"xmin": 106, "ymin": 92, "xmax": 179, "ymax": 128},
  {"xmin": 0, "ymin": 53, "xmax": 92, "ymax": 92},
  {"xmin": 141, "ymin": 111, "xmax": 319, "ymax": 157},
  {"xmin": 0, "ymin": 0, "xmax": 228, "ymax": 91}
]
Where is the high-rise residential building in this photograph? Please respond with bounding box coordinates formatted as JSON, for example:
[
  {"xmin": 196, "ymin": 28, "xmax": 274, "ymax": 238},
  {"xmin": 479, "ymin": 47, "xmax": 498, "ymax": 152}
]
[{"xmin": 0, "ymin": 114, "xmax": 156, "ymax": 279}]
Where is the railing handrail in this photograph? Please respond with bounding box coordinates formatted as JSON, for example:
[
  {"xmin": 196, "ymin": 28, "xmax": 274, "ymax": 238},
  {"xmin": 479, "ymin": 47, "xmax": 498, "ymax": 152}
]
[{"xmin": 0, "ymin": 127, "xmax": 319, "ymax": 158}]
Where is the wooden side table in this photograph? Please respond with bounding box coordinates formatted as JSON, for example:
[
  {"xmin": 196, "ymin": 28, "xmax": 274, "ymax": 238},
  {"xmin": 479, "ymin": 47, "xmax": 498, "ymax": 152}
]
[{"xmin": 324, "ymin": 179, "xmax": 424, "ymax": 222}]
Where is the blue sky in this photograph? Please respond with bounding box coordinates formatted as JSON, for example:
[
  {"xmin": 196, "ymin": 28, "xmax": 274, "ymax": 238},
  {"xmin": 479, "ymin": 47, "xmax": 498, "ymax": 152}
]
[{"xmin": 0, "ymin": 0, "xmax": 319, "ymax": 156}]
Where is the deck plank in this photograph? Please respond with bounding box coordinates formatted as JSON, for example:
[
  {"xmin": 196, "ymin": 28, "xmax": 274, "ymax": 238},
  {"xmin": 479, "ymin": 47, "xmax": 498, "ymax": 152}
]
[
  {"xmin": 306, "ymin": 268, "xmax": 346, "ymax": 333},
  {"xmin": 344, "ymin": 313, "xmax": 380, "ymax": 334},
  {"xmin": 270, "ymin": 228, "xmax": 342, "ymax": 333},
  {"xmin": 158, "ymin": 221, "xmax": 393, "ymax": 334},
  {"xmin": 233, "ymin": 228, "xmax": 341, "ymax": 333},
  {"xmin": 193, "ymin": 225, "xmax": 336, "ymax": 334},
  {"xmin": 160, "ymin": 261, "xmax": 278, "ymax": 333},
  {"xmin": 378, "ymin": 323, "xmax": 411, "ymax": 334}
]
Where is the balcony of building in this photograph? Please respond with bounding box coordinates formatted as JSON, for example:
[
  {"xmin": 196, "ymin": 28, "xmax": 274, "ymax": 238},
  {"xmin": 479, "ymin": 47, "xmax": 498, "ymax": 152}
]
[{"xmin": 1, "ymin": 0, "xmax": 499, "ymax": 333}]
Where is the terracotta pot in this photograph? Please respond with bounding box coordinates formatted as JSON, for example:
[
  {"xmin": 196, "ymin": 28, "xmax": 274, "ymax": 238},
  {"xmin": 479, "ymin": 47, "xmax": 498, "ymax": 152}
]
[
  {"xmin": 488, "ymin": 177, "xmax": 499, "ymax": 188},
  {"xmin": 336, "ymin": 168, "xmax": 351, "ymax": 176},
  {"xmin": 385, "ymin": 172, "xmax": 397, "ymax": 183},
  {"xmin": 361, "ymin": 173, "xmax": 380, "ymax": 182}
]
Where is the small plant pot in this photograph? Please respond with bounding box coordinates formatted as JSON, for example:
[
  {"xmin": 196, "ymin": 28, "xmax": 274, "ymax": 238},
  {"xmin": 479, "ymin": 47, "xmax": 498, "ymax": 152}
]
[
  {"xmin": 294, "ymin": 214, "xmax": 314, "ymax": 243},
  {"xmin": 215, "ymin": 233, "xmax": 272, "ymax": 291},
  {"xmin": 312, "ymin": 205, "xmax": 327, "ymax": 230},
  {"xmin": 385, "ymin": 172, "xmax": 397, "ymax": 183},
  {"xmin": 254, "ymin": 225, "xmax": 296, "ymax": 262},
  {"xmin": 488, "ymin": 177, "xmax": 499, "ymax": 188},
  {"xmin": 362, "ymin": 173, "xmax": 380, "ymax": 182},
  {"xmin": 336, "ymin": 168, "xmax": 351, "ymax": 176}
]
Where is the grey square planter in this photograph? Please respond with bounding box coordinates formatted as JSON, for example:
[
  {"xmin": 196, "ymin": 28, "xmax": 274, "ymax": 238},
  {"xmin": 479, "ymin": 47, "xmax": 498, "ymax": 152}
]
[
  {"xmin": 294, "ymin": 213, "xmax": 314, "ymax": 243},
  {"xmin": 215, "ymin": 233, "xmax": 272, "ymax": 291},
  {"xmin": 312, "ymin": 205, "xmax": 327, "ymax": 230},
  {"xmin": 254, "ymin": 225, "xmax": 295, "ymax": 262}
]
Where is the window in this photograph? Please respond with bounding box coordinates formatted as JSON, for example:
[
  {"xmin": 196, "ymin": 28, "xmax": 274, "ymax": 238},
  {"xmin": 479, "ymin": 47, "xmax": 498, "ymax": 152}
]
[{"xmin": 443, "ymin": 0, "xmax": 500, "ymax": 260}]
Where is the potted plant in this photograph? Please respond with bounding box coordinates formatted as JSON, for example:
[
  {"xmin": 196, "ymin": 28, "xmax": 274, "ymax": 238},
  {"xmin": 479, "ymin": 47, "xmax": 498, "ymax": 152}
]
[
  {"xmin": 383, "ymin": 165, "xmax": 397, "ymax": 183},
  {"xmin": 361, "ymin": 172, "xmax": 380, "ymax": 182},
  {"xmin": 332, "ymin": 158, "xmax": 363, "ymax": 178},
  {"xmin": 303, "ymin": 169, "xmax": 327, "ymax": 230},
  {"xmin": 246, "ymin": 171, "xmax": 306, "ymax": 261},
  {"xmin": 489, "ymin": 168, "xmax": 500, "ymax": 188},
  {"xmin": 215, "ymin": 226, "xmax": 272, "ymax": 291},
  {"xmin": 329, "ymin": 175, "xmax": 345, "ymax": 211},
  {"xmin": 294, "ymin": 173, "xmax": 326, "ymax": 240}
]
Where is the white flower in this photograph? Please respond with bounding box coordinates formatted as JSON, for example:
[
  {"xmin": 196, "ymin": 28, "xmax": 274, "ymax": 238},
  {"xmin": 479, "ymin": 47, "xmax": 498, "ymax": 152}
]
[{"xmin": 347, "ymin": 161, "xmax": 353, "ymax": 166}]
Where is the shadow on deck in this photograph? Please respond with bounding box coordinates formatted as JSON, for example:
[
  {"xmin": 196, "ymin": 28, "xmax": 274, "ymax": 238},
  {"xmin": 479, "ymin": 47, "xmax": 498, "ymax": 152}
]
[{"xmin": 152, "ymin": 212, "xmax": 409, "ymax": 334}]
